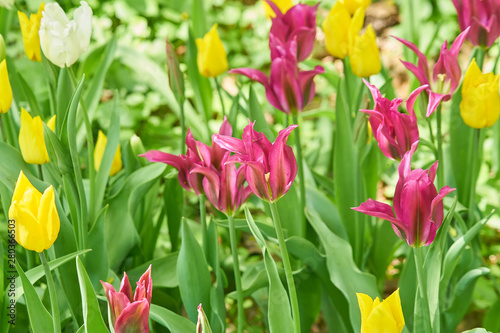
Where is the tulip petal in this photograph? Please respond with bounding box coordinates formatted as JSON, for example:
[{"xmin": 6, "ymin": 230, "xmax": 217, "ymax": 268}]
[
  {"xmin": 405, "ymin": 85, "xmax": 428, "ymax": 118},
  {"xmin": 268, "ymin": 125, "xmax": 297, "ymax": 201},
  {"xmin": 114, "ymin": 299, "xmax": 150, "ymax": 333},
  {"xmin": 37, "ymin": 186, "xmax": 60, "ymax": 250},
  {"xmin": 119, "ymin": 272, "xmax": 133, "ymax": 302},
  {"xmin": 352, "ymin": 199, "xmax": 405, "ymax": 231}
]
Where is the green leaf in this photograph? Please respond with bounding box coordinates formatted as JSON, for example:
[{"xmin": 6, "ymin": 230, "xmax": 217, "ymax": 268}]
[
  {"xmin": 207, "ymin": 219, "xmax": 226, "ymax": 333},
  {"xmin": 483, "ymin": 297, "xmax": 500, "ymax": 332},
  {"xmin": 149, "ymin": 304, "xmax": 196, "ymax": 332},
  {"xmin": 248, "ymin": 84, "xmax": 274, "ymax": 141},
  {"xmin": 190, "ymin": 0, "xmax": 207, "ymax": 38},
  {"xmin": 126, "ymin": 253, "xmax": 179, "ymax": 289},
  {"xmin": 275, "ymin": 183, "xmax": 303, "ymax": 238},
  {"xmin": 164, "ymin": 176, "xmax": 184, "ymax": 252},
  {"xmin": 17, "ymin": 73, "xmax": 42, "ymax": 117},
  {"xmin": 75, "ymin": 256, "xmax": 109, "ymax": 333},
  {"xmin": 177, "ymin": 220, "xmax": 212, "ymax": 322},
  {"xmin": 56, "ymin": 67, "xmax": 74, "ymax": 135},
  {"xmin": 86, "ymin": 206, "xmax": 110, "ymax": 289}
]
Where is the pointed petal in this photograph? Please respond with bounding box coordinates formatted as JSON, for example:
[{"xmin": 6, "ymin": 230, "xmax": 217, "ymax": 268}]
[
  {"xmin": 119, "ymin": 272, "xmax": 133, "ymax": 302},
  {"xmin": 114, "ymin": 300, "xmax": 150, "ymax": 333},
  {"xmin": 406, "ymin": 85, "xmax": 428, "ymax": 118}
]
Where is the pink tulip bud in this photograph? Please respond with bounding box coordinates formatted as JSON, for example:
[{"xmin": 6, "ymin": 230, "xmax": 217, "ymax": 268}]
[{"xmin": 452, "ymin": 0, "xmax": 500, "ymax": 47}]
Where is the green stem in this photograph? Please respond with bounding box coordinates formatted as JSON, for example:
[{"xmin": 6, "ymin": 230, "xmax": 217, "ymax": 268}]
[
  {"xmin": 179, "ymin": 100, "xmax": 186, "ymax": 154},
  {"xmin": 468, "ymin": 129, "xmax": 481, "ymax": 224},
  {"xmin": 38, "ymin": 164, "xmax": 44, "ymax": 181},
  {"xmin": 214, "ymin": 77, "xmax": 226, "ymax": 117},
  {"xmin": 436, "ymin": 104, "xmax": 444, "ymax": 189},
  {"xmin": 269, "ymin": 202, "xmax": 300, "ymax": 333},
  {"xmin": 227, "ymin": 215, "xmax": 245, "ymax": 332},
  {"xmin": 199, "ymin": 195, "xmax": 208, "ymax": 255},
  {"xmin": 0, "ymin": 113, "xmax": 6, "ymax": 142},
  {"xmin": 292, "ymin": 114, "xmax": 306, "ymax": 235},
  {"xmin": 413, "ymin": 246, "xmax": 431, "ymax": 331},
  {"xmin": 40, "ymin": 251, "xmax": 61, "ymax": 333}
]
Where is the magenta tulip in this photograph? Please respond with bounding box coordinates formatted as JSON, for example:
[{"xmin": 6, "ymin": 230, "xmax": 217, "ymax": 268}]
[
  {"xmin": 101, "ymin": 266, "xmax": 152, "ymax": 333},
  {"xmin": 266, "ymin": 0, "xmax": 318, "ymax": 61},
  {"xmin": 394, "ymin": 28, "xmax": 469, "ymax": 117},
  {"xmin": 352, "ymin": 143, "xmax": 455, "ymax": 247},
  {"xmin": 214, "ymin": 121, "xmax": 297, "ymax": 203},
  {"xmin": 452, "ymin": 0, "xmax": 500, "ymax": 47},
  {"xmin": 362, "ymin": 80, "xmax": 427, "ymax": 160}
]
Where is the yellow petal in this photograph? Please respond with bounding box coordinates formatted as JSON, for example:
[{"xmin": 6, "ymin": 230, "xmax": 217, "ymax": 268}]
[
  {"xmin": 18, "ymin": 3, "xmax": 44, "ymax": 62},
  {"xmin": 262, "ymin": 0, "xmax": 293, "ymax": 19},
  {"xmin": 383, "ymin": 289, "xmax": 405, "ymax": 332},
  {"xmin": 94, "ymin": 130, "xmax": 123, "ymax": 176},
  {"xmin": 322, "ymin": 2, "xmax": 351, "ymax": 59},
  {"xmin": 349, "ymin": 24, "xmax": 381, "ymax": 77},
  {"xmin": 341, "ymin": 0, "xmax": 371, "ymax": 15},
  {"xmin": 12, "ymin": 199, "xmax": 46, "ymax": 252},
  {"xmin": 357, "ymin": 293, "xmax": 375, "ymax": 333},
  {"xmin": 0, "ymin": 59, "xmax": 13, "ymax": 113},
  {"xmin": 196, "ymin": 24, "xmax": 228, "ymax": 78},
  {"xmin": 348, "ymin": 7, "xmax": 365, "ymax": 52},
  {"xmin": 9, "ymin": 171, "xmax": 40, "ymax": 211},
  {"xmin": 38, "ymin": 185, "xmax": 60, "ymax": 250},
  {"xmin": 19, "ymin": 108, "xmax": 50, "ymax": 164},
  {"xmin": 110, "ymin": 143, "xmax": 122, "ymax": 176},
  {"xmin": 47, "ymin": 115, "xmax": 56, "ymax": 132},
  {"xmin": 366, "ymin": 301, "xmax": 400, "ymax": 333}
]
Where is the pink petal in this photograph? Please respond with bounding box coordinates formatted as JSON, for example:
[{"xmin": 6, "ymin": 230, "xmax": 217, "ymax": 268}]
[{"xmin": 114, "ymin": 300, "xmax": 150, "ymax": 333}]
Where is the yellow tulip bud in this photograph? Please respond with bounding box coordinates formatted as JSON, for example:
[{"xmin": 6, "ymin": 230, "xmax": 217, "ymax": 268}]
[
  {"xmin": 19, "ymin": 108, "xmax": 54, "ymax": 165},
  {"xmin": 357, "ymin": 289, "xmax": 405, "ymax": 333},
  {"xmin": 18, "ymin": 3, "xmax": 45, "ymax": 62},
  {"xmin": 262, "ymin": 0, "xmax": 293, "ymax": 19},
  {"xmin": 9, "ymin": 171, "xmax": 60, "ymax": 252},
  {"xmin": 322, "ymin": 2, "xmax": 351, "ymax": 59},
  {"xmin": 340, "ymin": 0, "xmax": 371, "ymax": 15},
  {"xmin": 196, "ymin": 24, "xmax": 228, "ymax": 78},
  {"xmin": 460, "ymin": 58, "xmax": 500, "ymax": 129},
  {"xmin": 94, "ymin": 130, "xmax": 122, "ymax": 176},
  {"xmin": 349, "ymin": 24, "xmax": 381, "ymax": 78},
  {"xmin": 0, "ymin": 59, "xmax": 12, "ymax": 113}
]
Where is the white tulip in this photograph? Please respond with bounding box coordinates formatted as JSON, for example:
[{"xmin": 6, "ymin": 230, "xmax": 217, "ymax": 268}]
[
  {"xmin": 0, "ymin": 0, "xmax": 14, "ymax": 9},
  {"xmin": 39, "ymin": 1, "xmax": 93, "ymax": 68}
]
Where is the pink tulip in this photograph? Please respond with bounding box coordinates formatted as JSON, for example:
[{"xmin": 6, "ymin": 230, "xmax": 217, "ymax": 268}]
[
  {"xmin": 101, "ymin": 266, "xmax": 152, "ymax": 333},
  {"xmin": 266, "ymin": 0, "xmax": 318, "ymax": 62},
  {"xmin": 214, "ymin": 121, "xmax": 297, "ymax": 203},
  {"xmin": 362, "ymin": 80, "xmax": 427, "ymax": 160},
  {"xmin": 394, "ymin": 28, "xmax": 469, "ymax": 117},
  {"xmin": 352, "ymin": 143, "xmax": 455, "ymax": 247},
  {"xmin": 452, "ymin": 0, "xmax": 500, "ymax": 47},
  {"xmin": 230, "ymin": 45, "xmax": 324, "ymax": 115}
]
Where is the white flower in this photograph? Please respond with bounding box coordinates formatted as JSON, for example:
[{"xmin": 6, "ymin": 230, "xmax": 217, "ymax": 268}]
[
  {"xmin": 0, "ymin": 0, "xmax": 14, "ymax": 9},
  {"xmin": 39, "ymin": 1, "xmax": 92, "ymax": 68}
]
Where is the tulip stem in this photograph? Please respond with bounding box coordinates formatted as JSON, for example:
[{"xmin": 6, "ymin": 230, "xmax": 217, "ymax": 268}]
[
  {"xmin": 199, "ymin": 195, "xmax": 208, "ymax": 256},
  {"xmin": 413, "ymin": 246, "xmax": 431, "ymax": 331},
  {"xmin": 40, "ymin": 251, "xmax": 61, "ymax": 333},
  {"xmin": 468, "ymin": 129, "xmax": 481, "ymax": 224},
  {"xmin": 227, "ymin": 215, "xmax": 245, "ymax": 332},
  {"xmin": 214, "ymin": 77, "xmax": 226, "ymax": 117},
  {"xmin": 179, "ymin": 100, "xmax": 186, "ymax": 154},
  {"xmin": 292, "ymin": 115, "xmax": 306, "ymax": 234},
  {"xmin": 270, "ymin": 202, "xmax": 300, "ymax": 333},
  {"xmin": 38, "ymin": 164, "xmax": 44, "ymax": 181},
  {"xmin": 436, "ymin": 104, "xmax": 444, "ymax": 189}
]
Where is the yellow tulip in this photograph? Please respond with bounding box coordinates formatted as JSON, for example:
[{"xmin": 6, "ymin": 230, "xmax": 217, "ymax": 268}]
[
  {"xmin": 262, "ymin": 0, "xmax": 293, "ymax": 19},
  {"xmin": 0, "ymin": 59, "xmax": 12, "ymax": 113},
  {"xmin": 357, "ymin": 289, "xmax": 405, "ymax": 333},
  {"xmin": 322, "ymin": 2, "xmax": 351, "ymax": 59},
  {"xmin": 18, "ymin": 3, "xmax": 45, "ymax": 62},
  {"xmin": 19, "ymin": 109, "xmax": 55, "ymax": 165},
  {"xmin": 460, "ymin": 58, "xmax": 500, "ymax": 128},
  {"xmin": 196, "ymin": 24, "xmax": 228, "ymax": 78},
  {"xmin": 341, "ymin": 0, "xmax": 371, "ymax": 15},
  {"xmin": 349, "ymin": 24, "xmax": 381, "ymax": 78},
  {"xmin": 94, "ymin": 130, "xmax": 122, "ymax": 176},
  {"xmin": 9, "ymin": 171, "xmax": 60, "ymax": 252}
]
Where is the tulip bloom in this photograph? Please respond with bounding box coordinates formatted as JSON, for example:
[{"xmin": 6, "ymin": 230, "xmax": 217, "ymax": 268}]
[
  {"xmin": 362, "ymin": 80, "xmax": 427, "ymax": 160},
  {"xmin": 18, "ymin": 3, "xmax": 45, "ymax": 62},
  {"xmin": 452, "ymin": 0, "xmax": 500, "ymax": 48},
  {"xmin": 262, "ymin": 0, "xmax": 293, "ymax": 19},
  {"xmin": 101, "ymin": 266, "xmax": 152, "ymax": 333},
  {"xmin": 357, "ymin": 289, "xmax": 405, "ymax": 333},
  {"xmin": 196, "ymin": 304, "xmax": 213, "ymax": 333},
  {"xmin": 39, "ymin": 1, "xmax": 92, "ymax": 68},
  {"xmin": 394, "ymin": 28, "xmax": 469, "ymax": 117},
  {"xmin": 0, "ymin": 59, "xmax": 12, "ymax": 113},
  {"xmin": 353, "ymin": 143, "xmax": 455, "ymax": 247},
  {"xmin": 230, "ymin": 46, "xmax": 324, "ymax": 115},
  {"xmin": 460, "ymin": 58, "xmax": 500, "ymax": 128},
  {"xmin": 94, "ymin": 130, "xmax": 122, "ymax": 176},
  {"xmin": 9, "ymin": 171, "xmax": 60, "ymax": 252},
  {"xmin": 214, "ymin": 122, "xmax": 297, "ymax": 203},
  {"xmin": 266, "ymin": 0, "xmax": 318, "ymax": 62},
  {"xmin": 19, "ymin": 108, "xmax": 55, "ymax": 165},
  {"xmin": 341, "ymin": 0, "xmax": 371, "ymax": 15},
  {"xmin": 196, "ymin": 24, "xmax": 228, "ymax": 78}
]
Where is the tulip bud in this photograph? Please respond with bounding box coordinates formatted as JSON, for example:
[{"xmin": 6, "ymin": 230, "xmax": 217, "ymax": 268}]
[
  {"xmin": 196, "ymin": 304, "xmax": 213, "ymax": 333},
  {"xmin": 94, "ymin": 130, "xmax": 122, "ymax": 176},
  {"xmin": 9, "ymin": 171, "xmax": 60, "ymax": 252},
  {"xmin": 357, "ymin": 289, "xmax": 404, "ymax": 333},
  {"xmin": 19, "ymin": 108, "xmax": 55, "ymax": 164},
  {"xmin": 196, "ymin": 24, "xmax": 228, "ymax": 78},
  {"xmin": 322, "ymin": 2, "xmax": 351, "ymax": 59},
  {"xmin": 130, "ymin": 134, "xmax": 146, "ymax": 157},
  {"xmin": 166, "ymin": 39, "xmax": 185, "ymax": 105},
  {"xmin": 341, "ymin": 0, "xmax": 371, "ymax": 15},
  {"xmin": 0, "ymin": 34, "xmax": 5, "ymax": 63},
  {"xmin": 0, "ymin": 59, "xmax": 12, "ymax": 114},
  {"xmin": 39, "ymin": 1, "xmax": 93, "ymax": 68},
  {"xmin": 18, "ymin": 3, "xmax": 45, "ymax": 62},
  {"xmin": 460, "ymin": 58, "xmax": 500, "ymax": 129},
  {"xmin": 262, "ymin": 0, "xmax": 293, "ymax": 19}
]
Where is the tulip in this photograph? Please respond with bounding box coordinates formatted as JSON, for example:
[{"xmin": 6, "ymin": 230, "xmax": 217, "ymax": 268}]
[
  {"xmin": 362, "ymin": 80, "xmax": 427, "ymax": 160},
  {"xmin": 0, "ymin": 0, "xmax": 13, "ymax": 9},
  {"xmin": 460, "ymin": 58, "xmax": 500, "ymax": 128},
  {"xmin": 452, "ymin": 0, "xmax": 500, "ymax": 48},
  {"xmin": 196, "ymin": 304, "xmax": 213, "ymax": 333},
  {"xmin": 19, "ymin": 108, "xmax": 55, "ymax": 165},
  {"xmin": 166, "ymin": 38, "xmax": 185, "ymax": 104},
  {"xmin": 94, "ymin": 130, "xmax": 122, "ymax": 176},
  {"xmin": 230, "ymin": 46, "xmax": 324, "ymax": 115},
  {"xmin": 214, "ymin": 121, "xmax": 298, "ymax": 203},
  {"xmin": 18, "ymin": 3, "xmax": 45, "ymax": 62},
  {"xmin": 262, "ymin": 0, "xmax": 293, "ymax": 19},
  {"xmin": 341, "ymin": 0, "xmax": 371, "ymax": 15},
  {"xmin": 266, "ymin": 0, "xmax": 318, "ymax": 62},
  {"xmin": 101, "ymin": 265, "xmax": 152, "ymax": 333},
  {"xmin": 357, "ymin": 289, "xmax": 405, "ymax": 333},
  {"xmin": 322, "ymin": 2, "xmax": 351, "ymax": 59},
  {"xmin": 349, "ymin": 9, "xmax": 381, "ymax": 77},
  {"xmin": 0, "ymin": 59, "xmax": 12, "ymax": 114},
  {"xmin": 394, "ymin": 28, "xmax": 469, "ymax": 117},
  {"xmin": 39, "ymin": 1, "xmax": 92, "ymax": 68},
  {"xmin": 196, "ymin": 24, "xmax": 228, "ymax": 78},
  {"xmin": 9, "ymin": 171, "xmax": 60, "ymax": 252},
  {"xmin": 353, "ymin": 143, "xmax": 455, "ymax": 247}
]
